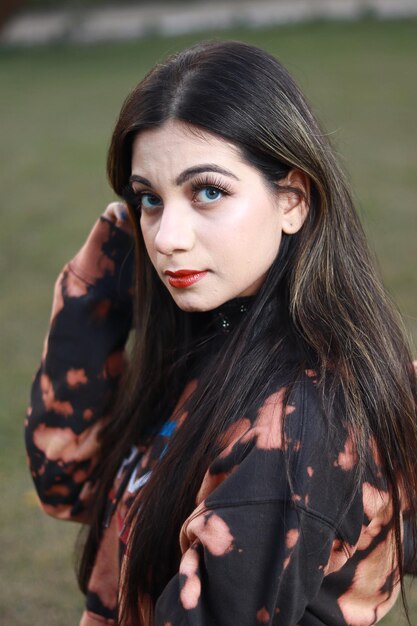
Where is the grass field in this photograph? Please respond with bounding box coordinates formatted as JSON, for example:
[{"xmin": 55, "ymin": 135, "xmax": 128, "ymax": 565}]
[{"xmin": 1, "ymin": 17, "xmax": 416, "ymax": 625}]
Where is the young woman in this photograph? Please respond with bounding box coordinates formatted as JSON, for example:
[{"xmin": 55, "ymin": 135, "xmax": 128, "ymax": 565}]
[{"xmin": 26, "ymin": 41, "xmax": 417, "ymax": 626}]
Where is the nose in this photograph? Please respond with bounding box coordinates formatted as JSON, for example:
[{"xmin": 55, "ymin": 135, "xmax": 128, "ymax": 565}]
[{"xmin": 154, "ymin": 202, "xmax": 195, "ymax": 256}]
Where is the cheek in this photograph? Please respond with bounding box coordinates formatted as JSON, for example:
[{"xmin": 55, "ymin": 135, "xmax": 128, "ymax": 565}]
[{"xmin": 227, "ymin": 203, "xmax": 282, "ymax": 256}]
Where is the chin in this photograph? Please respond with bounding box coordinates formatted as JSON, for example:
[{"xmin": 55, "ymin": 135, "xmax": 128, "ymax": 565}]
[
  {"xmin": 173, "ymin": 299, "xmax": 215, "ymax": 313},
  {"xmin": 169, "ymin": 291, "xmax": 225, "ymax": 313}
]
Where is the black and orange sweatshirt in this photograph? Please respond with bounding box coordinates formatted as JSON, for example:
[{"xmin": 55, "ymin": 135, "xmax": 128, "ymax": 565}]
[{"xmin": 26, "ymin": 214, "xmax": 408, "ymax": 626}]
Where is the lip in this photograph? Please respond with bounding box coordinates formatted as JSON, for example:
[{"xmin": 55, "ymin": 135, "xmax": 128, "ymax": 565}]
[{"xmin": 164, "ymin": 269, "xmax": 208, "ymax": 289}]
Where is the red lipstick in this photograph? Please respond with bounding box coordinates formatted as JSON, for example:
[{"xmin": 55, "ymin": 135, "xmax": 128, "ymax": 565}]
[{"xmin": 165, "ymin": 269, "xmax": 208, "ymax": 289}]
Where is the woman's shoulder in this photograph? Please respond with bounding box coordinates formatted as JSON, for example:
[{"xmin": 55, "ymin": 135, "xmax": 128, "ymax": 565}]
[
  {"xmin": 206, "ymin": 367, "xmax": 348, "ymax": 478},
  {"xmin": 200, "ymin": 369, "xmax": 364, "ymax": 538}
]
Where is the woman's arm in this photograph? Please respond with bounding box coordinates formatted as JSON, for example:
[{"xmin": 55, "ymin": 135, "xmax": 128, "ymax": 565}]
[{"xmin": 25, "ymin": 204, "xmax": 134, "ymax": 522}]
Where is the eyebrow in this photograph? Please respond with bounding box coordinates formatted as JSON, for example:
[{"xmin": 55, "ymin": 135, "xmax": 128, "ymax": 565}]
[{"xmin": 129, "ymin": 164, "xmax": 240, "ymax": 188}]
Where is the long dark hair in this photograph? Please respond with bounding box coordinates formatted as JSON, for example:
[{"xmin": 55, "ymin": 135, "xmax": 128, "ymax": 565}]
[{"xmin": 78, "ymin": 41, "xmax": 417, "ymax": 625}]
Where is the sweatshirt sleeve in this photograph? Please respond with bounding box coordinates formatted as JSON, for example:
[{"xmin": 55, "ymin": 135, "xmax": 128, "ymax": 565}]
[
  {"xmin": 25, "ymin": 215, "xmax": 134, "ymax": 522},
  {"xmin": 154, "ymin": 381, "xmax": 364, "ymax": 626}
]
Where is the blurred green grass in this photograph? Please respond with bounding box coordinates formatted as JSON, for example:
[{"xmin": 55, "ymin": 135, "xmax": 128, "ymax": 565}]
[{"xmin": 1, "ymin": 18, "xmax": 416, "ymax": 625}]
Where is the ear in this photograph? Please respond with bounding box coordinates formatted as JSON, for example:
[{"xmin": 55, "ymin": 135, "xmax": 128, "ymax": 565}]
[{"xmin": 278, "ymin": 169, "xmax": 310, "ymax": 235}]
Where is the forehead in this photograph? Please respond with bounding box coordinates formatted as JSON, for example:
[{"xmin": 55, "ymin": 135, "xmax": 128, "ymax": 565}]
[{"xmin": 131, "ymin": 120, "xmax": 243, "ymax": 173}]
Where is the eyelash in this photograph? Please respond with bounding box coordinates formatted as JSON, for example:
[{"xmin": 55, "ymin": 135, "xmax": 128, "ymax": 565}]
[
  {"xmin": 123, "ymin": 175, "xmax": 233, "ymax": 212},
  {"xmin": 122, "ymin": 185, "xmax": 143, "ymax": 211},
  {"xmin": 191, "ymin": 175, "xmax": 233, "ymax": 200}
]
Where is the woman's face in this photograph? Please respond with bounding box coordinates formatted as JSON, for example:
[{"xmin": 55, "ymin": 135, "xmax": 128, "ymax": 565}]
[{"xmin": 130, "ymin": 120, "xmax": 307, "ymax": 312}]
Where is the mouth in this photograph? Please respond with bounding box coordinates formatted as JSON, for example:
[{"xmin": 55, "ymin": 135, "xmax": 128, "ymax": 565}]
[{"xmin": 164, "ymin": 269, "xmax": 208, "ymax": 289}]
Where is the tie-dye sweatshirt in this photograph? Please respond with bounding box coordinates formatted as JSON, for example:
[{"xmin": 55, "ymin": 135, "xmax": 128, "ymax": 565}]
[{"xmin": 26, "ymin": 214, "xmax": 411, "ymax": 626}]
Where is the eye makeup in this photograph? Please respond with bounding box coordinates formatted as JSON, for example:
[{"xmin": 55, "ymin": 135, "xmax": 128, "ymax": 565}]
[
  {"xmin": 122, "ymin": 184, "xmax": 143, "ymax": 211},
  {"xmin": 190, "ymin": 174, "xmax": 234, "ymax": 198},
  {"xmin": 123, "ymin": 172, "xmax": 234, "ymax": 212}
]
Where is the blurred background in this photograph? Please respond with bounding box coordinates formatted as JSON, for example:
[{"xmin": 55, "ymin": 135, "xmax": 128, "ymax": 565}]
[{"xmin": 1, "ymin": 1, "xmax": 416, "ymax": 624}]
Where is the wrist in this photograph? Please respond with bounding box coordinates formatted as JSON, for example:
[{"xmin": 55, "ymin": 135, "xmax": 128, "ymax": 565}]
[{"xmin": 69, "ymin": 216, "xmax": 134, "ymax": 302}]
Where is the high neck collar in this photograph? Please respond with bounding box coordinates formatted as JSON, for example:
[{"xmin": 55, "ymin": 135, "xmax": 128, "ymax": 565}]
[
  {"xmin": 208, "ymin": 295, "xmax": 255, "ymax": 334},
  {"xmin": 190, "ymin": 295, "xmax": 255, "ymax": 337}
]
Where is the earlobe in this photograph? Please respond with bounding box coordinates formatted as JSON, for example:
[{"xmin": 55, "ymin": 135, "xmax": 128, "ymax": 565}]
[{"xmin": 279, "ymin": 169, "xmax": 310, "ymax": 235}]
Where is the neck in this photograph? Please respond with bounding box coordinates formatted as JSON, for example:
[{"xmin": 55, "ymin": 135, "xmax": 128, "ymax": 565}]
[{"xmin": 191, "ymin": 295, "xmax": 256, "ymax": 336}]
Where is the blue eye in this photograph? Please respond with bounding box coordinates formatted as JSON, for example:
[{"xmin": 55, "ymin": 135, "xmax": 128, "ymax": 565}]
[
  {"xmin": 141, "ymin": 193, "xmax": 162, "ymax": 211},
  {"xmin": 196, "ymin": 186, "xmax": 223, "ymax": 203}
]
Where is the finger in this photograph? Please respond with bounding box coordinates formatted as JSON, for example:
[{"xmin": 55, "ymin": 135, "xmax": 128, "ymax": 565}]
[
  {"xmin": 103, "ymin": 202, "xmax": 133, "ymax": 235},
  {"xmin": 103, "ymin": 201, "xmax": 126, "ymax": 222}
]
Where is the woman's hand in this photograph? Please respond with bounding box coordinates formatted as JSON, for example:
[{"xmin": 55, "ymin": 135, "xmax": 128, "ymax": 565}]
[{"xmin": 103, "ymin": 201, "xmax": 133, "ymax": 237}]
